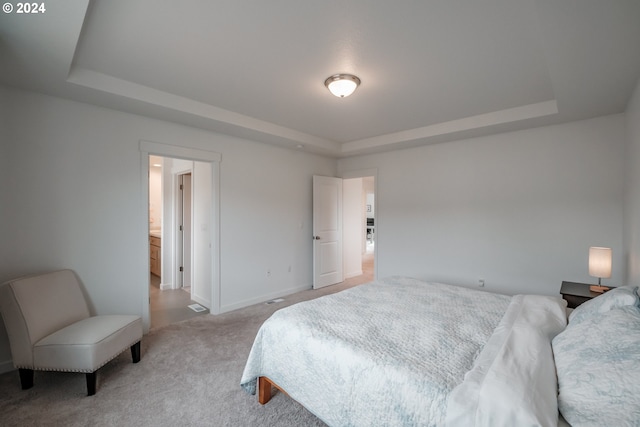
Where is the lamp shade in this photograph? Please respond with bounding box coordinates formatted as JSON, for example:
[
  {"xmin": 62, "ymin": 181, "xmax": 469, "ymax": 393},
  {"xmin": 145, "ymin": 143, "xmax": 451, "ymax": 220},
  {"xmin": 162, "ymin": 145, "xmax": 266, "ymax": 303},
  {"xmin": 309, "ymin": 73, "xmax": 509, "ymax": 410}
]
[
  {"xmin": 324, "ymin": 74, "xmax": 360, "ymax": 98},
  {"xmin": 588, "ymin": 247, "xmax": 612, "ymax": 279}
]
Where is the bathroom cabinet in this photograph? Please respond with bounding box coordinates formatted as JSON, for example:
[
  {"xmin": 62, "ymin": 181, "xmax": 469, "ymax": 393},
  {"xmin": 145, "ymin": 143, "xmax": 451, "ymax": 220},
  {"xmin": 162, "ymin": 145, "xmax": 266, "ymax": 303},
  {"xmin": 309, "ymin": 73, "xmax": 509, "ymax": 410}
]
[{"xmin": 150, "ymin": 235, "xmax": 161, "ymax": 277}]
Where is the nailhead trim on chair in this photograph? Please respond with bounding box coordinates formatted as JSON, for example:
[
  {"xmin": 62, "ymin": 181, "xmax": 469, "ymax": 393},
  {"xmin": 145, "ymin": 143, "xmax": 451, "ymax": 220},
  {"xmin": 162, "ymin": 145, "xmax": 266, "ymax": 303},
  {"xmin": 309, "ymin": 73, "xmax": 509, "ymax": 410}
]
[{"xmin": 14, "ymin": 338, "xmax": 141, "ymax": 373}]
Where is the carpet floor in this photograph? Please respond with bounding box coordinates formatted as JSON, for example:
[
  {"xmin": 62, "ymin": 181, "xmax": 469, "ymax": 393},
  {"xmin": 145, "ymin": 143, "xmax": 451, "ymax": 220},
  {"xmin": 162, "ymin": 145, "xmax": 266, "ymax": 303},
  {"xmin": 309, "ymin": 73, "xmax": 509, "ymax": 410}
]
[{"xmin": 0, "ymin": 277, "xmax": 368, "ymax": 426}]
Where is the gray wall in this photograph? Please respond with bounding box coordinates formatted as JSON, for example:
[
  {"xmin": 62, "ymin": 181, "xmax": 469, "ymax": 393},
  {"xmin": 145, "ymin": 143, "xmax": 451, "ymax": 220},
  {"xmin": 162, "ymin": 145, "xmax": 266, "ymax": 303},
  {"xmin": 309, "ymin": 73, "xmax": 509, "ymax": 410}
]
[
  {"xmin": 624, "ymin": 78, "xmax": 640, "ymax": 285},
  {"xmin": 339, "ymin": 115, "xmax": 626, "ymax": 296}
]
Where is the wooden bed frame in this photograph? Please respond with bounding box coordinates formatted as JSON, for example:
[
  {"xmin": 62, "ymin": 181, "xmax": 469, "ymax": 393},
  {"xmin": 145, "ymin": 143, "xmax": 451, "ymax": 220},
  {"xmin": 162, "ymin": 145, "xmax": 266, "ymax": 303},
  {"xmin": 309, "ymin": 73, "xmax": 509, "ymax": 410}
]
[{"xmin": 258, "ymin": 376, "xmax": 288, "ymax": 405}]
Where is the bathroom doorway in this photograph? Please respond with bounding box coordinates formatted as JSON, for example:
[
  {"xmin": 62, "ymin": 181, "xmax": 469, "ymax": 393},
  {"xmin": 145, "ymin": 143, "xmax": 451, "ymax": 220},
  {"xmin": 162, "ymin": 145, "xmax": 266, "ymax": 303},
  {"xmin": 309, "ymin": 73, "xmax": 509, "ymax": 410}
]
[
  {"xmin": 140, "ymin": 140, "xmax": 221, "ymax": 330},
  {"xmin": 147, "ymin": 155, "xmax": 208, "ymax": 329}
]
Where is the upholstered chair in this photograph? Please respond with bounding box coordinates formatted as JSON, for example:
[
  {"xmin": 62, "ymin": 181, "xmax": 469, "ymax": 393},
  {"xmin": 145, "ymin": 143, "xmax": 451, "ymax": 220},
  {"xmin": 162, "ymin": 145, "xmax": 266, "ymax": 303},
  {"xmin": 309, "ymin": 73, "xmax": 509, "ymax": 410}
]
[{"xmin": 0, "ymin": 269, "xmax": 143, "ymax": 396}]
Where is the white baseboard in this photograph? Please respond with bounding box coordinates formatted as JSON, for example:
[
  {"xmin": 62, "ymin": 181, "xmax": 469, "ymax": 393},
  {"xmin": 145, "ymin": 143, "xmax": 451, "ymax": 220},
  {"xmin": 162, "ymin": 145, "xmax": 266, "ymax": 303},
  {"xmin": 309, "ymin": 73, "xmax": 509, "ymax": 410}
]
[
  {"xmin": 159, "ymin": 282, "xmax": 172, "ymax": 290},
  {"xmin": 0, "ymin": 359, "xmax": 14, "ymax": 374},
  {"xmin": 344, "ymin": 269, "xmax": 363, "ymax": 279},
  {"xmin": 219, "ymin": 283, "xmax": 311, "ymax": 314}
]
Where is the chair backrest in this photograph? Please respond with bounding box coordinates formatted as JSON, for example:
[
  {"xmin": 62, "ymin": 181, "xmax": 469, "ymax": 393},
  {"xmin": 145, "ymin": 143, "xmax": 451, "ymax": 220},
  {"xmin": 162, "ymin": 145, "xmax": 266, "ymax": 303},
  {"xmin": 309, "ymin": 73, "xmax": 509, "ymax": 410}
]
[{"xmin": 0, "ymin": 269, "xmax": 91, "ymax": 368}]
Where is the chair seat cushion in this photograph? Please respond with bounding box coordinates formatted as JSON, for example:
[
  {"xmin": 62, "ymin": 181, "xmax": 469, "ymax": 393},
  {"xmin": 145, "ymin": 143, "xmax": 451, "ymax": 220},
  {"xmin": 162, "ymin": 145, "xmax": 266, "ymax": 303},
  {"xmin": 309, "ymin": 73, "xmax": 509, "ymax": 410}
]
[{"xmin": 33, "ymin": 315, "xmax": 142, "ymax": 373}]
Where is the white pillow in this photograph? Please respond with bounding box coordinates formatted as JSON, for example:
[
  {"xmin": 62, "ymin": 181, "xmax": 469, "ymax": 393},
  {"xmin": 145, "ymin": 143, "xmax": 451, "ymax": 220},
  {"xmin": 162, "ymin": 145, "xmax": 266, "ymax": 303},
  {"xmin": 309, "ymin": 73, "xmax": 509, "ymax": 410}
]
[
  {"xmin": 553, "ymin": 305, "xmax": 640, "ymax": 426},
  {"xmin": 568, "ymin": 285, "xmax": 639, "ymax": 324}
]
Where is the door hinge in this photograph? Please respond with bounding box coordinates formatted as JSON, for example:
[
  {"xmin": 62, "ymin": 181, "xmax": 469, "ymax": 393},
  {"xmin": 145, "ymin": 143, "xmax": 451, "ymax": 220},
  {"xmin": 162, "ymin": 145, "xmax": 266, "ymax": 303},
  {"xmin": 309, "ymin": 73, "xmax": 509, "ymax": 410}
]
[
  {"xmin": 180, "ymin": 266, "xmax": 184, "ymax": 272},
  {"xmin": 179, "ymin": 225, "xmax": 183, "ymax": 231},
  {"xmin": 180, "ymin": 184, "xmax": 183, "ymax": 190}
]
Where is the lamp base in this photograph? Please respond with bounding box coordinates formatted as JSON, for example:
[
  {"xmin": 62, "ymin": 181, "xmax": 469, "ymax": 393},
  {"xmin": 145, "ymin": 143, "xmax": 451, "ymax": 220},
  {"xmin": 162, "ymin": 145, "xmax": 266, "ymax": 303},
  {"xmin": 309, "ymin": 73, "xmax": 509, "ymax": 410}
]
[{"xmin": 589, "ymin": 285, "xmax": 610, "ymax": 293}]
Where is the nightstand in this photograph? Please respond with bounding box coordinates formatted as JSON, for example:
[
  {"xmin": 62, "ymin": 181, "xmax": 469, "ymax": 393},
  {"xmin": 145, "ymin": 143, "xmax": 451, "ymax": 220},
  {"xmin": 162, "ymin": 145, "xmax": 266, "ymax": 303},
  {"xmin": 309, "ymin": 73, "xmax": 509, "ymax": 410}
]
[{"xmin": 560, "ymin": 281, "xmax": 614, "ymax": 308}]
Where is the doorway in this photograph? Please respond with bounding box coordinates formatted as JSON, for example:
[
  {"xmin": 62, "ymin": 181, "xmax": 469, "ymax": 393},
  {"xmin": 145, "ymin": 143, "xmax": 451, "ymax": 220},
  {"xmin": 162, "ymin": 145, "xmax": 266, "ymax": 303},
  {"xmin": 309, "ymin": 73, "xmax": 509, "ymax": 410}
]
[
  {"xmin": 147, "ymin": 155, "xmax": 210, "ymax": 329},
  {"xmin": 343, "ymin": 175, "xmax": 375, "ymax": 287},
  {"xmin": 312, "ymin": 173, "xmax": 376, "ymax": 289},
  {"xmin": 140, "ymin": 140, "xmax": 221, "ymax": 330}
]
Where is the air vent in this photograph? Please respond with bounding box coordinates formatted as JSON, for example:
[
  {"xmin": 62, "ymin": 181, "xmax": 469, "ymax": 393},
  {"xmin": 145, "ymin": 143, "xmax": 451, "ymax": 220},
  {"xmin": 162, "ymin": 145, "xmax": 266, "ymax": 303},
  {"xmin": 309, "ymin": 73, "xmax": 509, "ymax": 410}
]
[{"xmin": 188, "ymin": 303, "xmax": 207, "ymax": 312}]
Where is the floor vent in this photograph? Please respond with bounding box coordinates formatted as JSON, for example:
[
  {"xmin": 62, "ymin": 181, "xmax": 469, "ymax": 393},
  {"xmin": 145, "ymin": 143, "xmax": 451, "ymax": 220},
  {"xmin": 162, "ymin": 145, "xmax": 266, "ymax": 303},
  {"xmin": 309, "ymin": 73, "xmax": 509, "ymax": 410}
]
[
  {"xmin": 265, "ymin": 298, "xmax": 285, "ymax": 305},
  {"xmin": 188, "ymin": 303, "xmax": 207, "ymax": 312}
]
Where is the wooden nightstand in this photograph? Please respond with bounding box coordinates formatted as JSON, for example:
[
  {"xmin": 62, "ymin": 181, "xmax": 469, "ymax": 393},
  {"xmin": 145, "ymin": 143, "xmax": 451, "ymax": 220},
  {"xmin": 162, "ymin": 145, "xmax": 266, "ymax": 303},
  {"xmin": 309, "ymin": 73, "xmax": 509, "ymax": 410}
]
[{"xmin": 560, "ymin": 281, "xmax": 614, "ymax": 308}]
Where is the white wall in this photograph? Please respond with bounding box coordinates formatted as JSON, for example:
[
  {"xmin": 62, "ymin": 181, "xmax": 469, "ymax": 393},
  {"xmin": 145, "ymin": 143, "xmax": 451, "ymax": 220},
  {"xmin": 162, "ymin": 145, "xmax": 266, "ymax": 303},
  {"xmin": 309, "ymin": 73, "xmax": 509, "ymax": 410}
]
[
  {"xmin": 0, "ymin": 86, "xmax": 335, "ymax": 371},
  {"xmin": 219, "ymin": 142, "xmax": 336, "ymax": 310},
  {"xmin": 148, "ymin": 160, "xmax": 162, "ymax": 229},
  {"xmin": 338, "ymin": 115, "xmax": 626, "ymax": 296},
  {"xmin": 160, "ymin": 157, "xmax": 178, "ymax": 287},
  {"xmin": 192, "ymin": 160, "xmax": 212, "ymax": 306},
  {"xmin": 624, "ymin": 77, "xmax": 640, "ymax": 286},
  {"xmin": 343, "ymin": 178, "xmax": 364, "ymax": 278}
]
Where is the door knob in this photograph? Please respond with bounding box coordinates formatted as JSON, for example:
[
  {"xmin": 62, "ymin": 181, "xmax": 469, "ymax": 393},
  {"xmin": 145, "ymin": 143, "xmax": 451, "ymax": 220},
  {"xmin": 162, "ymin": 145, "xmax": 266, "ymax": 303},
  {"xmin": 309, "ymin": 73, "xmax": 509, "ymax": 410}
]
[{"xmin": 313, "ymin": 236, "xmax": 320, "ymax": 240}]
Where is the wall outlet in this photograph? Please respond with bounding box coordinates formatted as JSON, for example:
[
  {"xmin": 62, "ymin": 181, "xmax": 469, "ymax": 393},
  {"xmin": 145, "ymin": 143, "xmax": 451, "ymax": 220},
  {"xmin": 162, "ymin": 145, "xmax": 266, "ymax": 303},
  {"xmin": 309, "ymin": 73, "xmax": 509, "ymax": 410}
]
[{"xmin": 478, "ymin": 279, "xmax": 485, "ymax": 287}]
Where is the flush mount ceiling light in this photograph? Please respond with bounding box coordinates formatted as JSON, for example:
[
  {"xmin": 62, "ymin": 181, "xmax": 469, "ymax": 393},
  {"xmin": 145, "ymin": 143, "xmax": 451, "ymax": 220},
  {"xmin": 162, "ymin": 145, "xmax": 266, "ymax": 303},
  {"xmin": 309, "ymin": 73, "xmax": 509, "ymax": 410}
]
[{"xmin": 324, "ymin": 74, "xmax": 361, "ymax": 98}]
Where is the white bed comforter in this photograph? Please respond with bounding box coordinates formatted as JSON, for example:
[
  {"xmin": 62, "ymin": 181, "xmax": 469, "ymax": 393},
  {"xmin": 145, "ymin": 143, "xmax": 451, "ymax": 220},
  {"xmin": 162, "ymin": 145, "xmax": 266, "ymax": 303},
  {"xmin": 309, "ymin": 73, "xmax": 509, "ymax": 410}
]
[{"xmin": 240, "ymin": 277, "xmax": 566, "ymax": 426}]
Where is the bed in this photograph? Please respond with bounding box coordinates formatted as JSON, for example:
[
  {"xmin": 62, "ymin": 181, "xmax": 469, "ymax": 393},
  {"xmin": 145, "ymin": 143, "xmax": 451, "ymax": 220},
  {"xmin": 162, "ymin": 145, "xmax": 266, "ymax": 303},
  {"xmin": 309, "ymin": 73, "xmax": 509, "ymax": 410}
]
[{"xmin": 240, "ymin": 276, "xmax": 640, "ymax": 426}]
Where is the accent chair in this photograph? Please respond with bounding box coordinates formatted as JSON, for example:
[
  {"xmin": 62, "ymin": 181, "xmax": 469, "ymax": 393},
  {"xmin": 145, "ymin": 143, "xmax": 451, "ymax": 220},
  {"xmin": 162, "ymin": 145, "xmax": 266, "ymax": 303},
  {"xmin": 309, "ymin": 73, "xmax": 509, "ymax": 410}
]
[{"xmin": 0, "ymin": 269, "xmax": 143, "ymax": 396}]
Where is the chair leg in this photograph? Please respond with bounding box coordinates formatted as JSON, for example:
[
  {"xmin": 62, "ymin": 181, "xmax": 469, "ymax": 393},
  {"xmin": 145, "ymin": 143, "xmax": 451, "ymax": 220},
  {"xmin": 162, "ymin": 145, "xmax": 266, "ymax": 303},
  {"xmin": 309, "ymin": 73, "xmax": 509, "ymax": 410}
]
[
  {"xmin": 18, "ymin": 368, "xmax": 34, "ymax": 390},
  {"xmin": 130, "ymin": 341, "xmax": 141, "ymax": 363},
  {"xmin": 86, "ymin": 372, "xmax": 97, "ymax": 396}
]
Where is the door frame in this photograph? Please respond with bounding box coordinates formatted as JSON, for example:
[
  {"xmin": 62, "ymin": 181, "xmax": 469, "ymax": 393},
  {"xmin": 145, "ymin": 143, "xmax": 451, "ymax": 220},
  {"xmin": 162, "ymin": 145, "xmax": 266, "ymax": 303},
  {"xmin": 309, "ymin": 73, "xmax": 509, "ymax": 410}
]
[
  {"xmin": 139, "ymin": 140, "xmax": 222, "ymax": 332},
  {"xmin": 176, "ymin": 170, "xmax": 193, "ymax": 290},
  {"xmin": 340, "ymin": 168, "xmax": 378, "ymax": 282}
]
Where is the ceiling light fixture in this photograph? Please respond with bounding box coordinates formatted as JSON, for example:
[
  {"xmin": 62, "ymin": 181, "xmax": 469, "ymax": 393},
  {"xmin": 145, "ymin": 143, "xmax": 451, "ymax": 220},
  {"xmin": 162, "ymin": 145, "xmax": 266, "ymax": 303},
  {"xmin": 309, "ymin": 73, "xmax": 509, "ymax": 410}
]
[{"xmin": 324, "ymin": 74, "xmax": 361, "ymax": 98}]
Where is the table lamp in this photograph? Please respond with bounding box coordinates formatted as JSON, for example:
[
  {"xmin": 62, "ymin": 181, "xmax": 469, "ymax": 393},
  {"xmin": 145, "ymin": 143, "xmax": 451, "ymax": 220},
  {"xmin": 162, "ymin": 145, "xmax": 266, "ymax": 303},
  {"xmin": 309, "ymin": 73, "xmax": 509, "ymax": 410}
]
[{"xmin": 588, "ymin": 246, "xmax": 611, "ymax": 293}]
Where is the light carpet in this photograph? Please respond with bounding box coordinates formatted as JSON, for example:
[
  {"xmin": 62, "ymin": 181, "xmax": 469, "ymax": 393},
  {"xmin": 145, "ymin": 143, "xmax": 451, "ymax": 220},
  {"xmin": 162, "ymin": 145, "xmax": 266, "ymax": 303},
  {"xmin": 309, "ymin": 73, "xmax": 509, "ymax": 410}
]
[{"xmin": 0, "ymin": 279, "xmax": 367, "ymax": 426}]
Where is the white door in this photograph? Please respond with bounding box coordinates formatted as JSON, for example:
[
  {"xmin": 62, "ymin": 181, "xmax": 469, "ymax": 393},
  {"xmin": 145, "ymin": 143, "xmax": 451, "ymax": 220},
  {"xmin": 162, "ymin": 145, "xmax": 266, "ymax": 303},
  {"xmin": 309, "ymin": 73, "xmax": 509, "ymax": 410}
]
[{"xmin": 313, "ymin": 175, "xmax": 343, "ymax": 289}]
